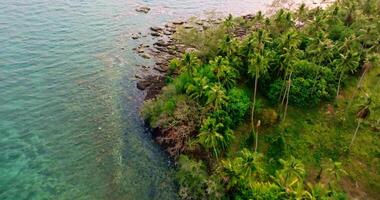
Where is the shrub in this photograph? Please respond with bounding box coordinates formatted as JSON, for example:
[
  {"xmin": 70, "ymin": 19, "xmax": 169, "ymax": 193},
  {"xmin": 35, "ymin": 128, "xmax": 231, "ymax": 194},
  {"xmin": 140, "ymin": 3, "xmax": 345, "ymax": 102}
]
[
  {"xmin": 260, "ymin": 108, "xmax": 279, "ymax": 126},
  {"xmin": 225, "ymin": 88, "xmax": 250, "ymax": 125}
]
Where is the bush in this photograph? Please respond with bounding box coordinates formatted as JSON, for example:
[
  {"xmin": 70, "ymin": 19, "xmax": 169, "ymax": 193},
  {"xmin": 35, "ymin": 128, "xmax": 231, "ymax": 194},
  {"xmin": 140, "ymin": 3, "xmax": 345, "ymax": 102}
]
[
  {"xmin": 225, "ymin": 87, "xmax": 250, "ymax": 125},
  {"xmin": 260, "ymin": 108, "xmax": 279, "ymax": 126}
]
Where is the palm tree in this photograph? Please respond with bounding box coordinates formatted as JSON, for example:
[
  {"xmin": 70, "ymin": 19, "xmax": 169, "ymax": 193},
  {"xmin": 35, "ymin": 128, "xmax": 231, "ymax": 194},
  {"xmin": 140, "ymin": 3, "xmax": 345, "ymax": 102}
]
[
  {"xmin": 275, "ymin": 156, "xmax": 305, "ymax": 190},
  {"xmin": 349, "ymin": 93, "xmax": 371, "ymax": 149},
  {"xmin": 181, "ymin": 52, "xmax": 200, "ymax": 76},
  {"xmin": 247, "ymin": 30, "xmax": 270, "ymax": 140},
  {"xmin": 278, "ymin": 31, "xmax": 302, "ymax": 121},
  {"xmin": 211, "ymin": 56, "xmax": 239, "ymax": 89},
  {"xmin": 186, "ymin": 75, "xmax": 209, "ymax": 100},
  {"xmin": 198, "ymin": 117, "xmax": 234, "ymax": 157},
  {"xmin": 224, "ymin": 14, "xmax": 234, "ymax": 34},
  {"xmin": 238, "ymin": 149, "xmax": 263, "ymax": 179},
  {"xmin": 325, "ymin": 159, "xmax": 347, "ymax": 189},
  {"xmin": 205, "ymin": 83, "xmax": 228, "ymax": 111},
  {"xmin": 334, "ymin": 50, "xmax": 360, "ymax": 99}
]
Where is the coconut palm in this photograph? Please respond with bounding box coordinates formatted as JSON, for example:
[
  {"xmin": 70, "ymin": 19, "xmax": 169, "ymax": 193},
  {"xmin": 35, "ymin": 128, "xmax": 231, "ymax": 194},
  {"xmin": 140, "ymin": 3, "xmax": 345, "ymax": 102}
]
[
  {"xmin": 274, "ymin": 156, "xmax": 305, "ymax": 190},
  {"xmin": 237, "ymin": 149, "xmax": 264, "ymax": 179},
  {"xmin": 186, "ymin": 75, "xmax": 210, "ymax": 100},
  {"xmin": 349, "ymin": 93, "xmax": 371, "ymax": 149},
  {"xmin": 210, "ymin": 56, "xmax": 239, "ymax": 89},
  {"xmin": 278, "ymin": 31, "xmax": 302, "ymax": 121},
  {"xmin": 247, "ymin": 30, "xmax": 270, "ymax": 141},
  {"xmin": 334, "ymin": 50, "xmax": 360, "ymax": 99},
  {"xmin": 325, "ymin": 159, "xmax": 347, "ymax": 189},
  {"xmin": 198, "ymin": 117, "xmax": 234, "ymax": 157},
  {"xmin": 205, "ymin": 83, "xmax": 228, "ymax": 111},
  {"xmin": 181, "ymin": 52, "xmax": 200, "ymax": 76}
]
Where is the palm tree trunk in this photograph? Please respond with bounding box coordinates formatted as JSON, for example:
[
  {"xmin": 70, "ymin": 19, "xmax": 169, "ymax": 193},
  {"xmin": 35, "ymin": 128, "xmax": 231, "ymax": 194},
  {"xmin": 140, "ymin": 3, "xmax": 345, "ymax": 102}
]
[
  {"xmin": 345, "ymin": 69, "xmax": 368, "ymax": 113},
  {"xmin": 280, "ymin": 72, "xmax": 288, "ymax": 104},
  {"xmin": 251, "ymin": 72, "xmax": 258, "ymax": 134},
  {"xmin": 283, "ymin": 72, "xmax": 292, "ymax": 122},
  {"xmin": 255, "ymin": 126, "xmax": 259, "ymax": 153},
  {"xmin": 336, "ymin": 71, "xmax": 344, "ymax": 99},
  {"xmin": 349, "ymin": 120, "xmax": 362, "ymax": 149}
]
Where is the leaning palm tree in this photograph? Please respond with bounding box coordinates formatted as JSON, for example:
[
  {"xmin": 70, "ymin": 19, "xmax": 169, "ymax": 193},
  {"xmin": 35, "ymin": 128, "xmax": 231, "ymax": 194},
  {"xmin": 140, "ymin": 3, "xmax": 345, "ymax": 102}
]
[
  {"xmin": 334, "ymin": 50, "xmax": 360, "ymax": 99},
  {"xmin": 349, "ymin": 93, "xmax": 371, "ymax": 149}
]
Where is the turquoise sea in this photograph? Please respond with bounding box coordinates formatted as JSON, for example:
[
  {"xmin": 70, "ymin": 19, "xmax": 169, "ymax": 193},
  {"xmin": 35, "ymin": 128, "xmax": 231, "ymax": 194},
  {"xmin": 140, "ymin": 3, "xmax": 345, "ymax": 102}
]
[{"xmin": 0, "ymin": 0, "xmax": 266, "ymax": 199}]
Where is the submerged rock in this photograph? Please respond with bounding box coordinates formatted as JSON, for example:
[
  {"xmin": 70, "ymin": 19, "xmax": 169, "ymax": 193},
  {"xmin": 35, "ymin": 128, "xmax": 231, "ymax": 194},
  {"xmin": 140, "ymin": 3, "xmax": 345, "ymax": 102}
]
[
  {"xmin": 131, "ymin": 34, "xmax": 140, "ymax": 39},
  {"xmin": 141, "ymin": 53, "xmax": 150, "ymax": 59},
  {"xmin": 135, "ymin": 6, "xmax": 150, "ymax": 13}
]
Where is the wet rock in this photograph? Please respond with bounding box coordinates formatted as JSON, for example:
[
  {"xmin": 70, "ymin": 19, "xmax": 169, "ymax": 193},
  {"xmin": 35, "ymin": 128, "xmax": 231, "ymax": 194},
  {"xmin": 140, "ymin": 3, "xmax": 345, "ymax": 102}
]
[
  {"xmin": 145, "ymin": 76, "xmax": 166, "ymax": 100},
  {"xmin": 150, "ymin": 26, "xmax": 163, "ymax": 32},
  {"xmin": 151, "ymin": 32, "xmax": 161, "ymax": 37},
  {"xmin": 163, "ymin": 31, "xmax": 173, "ymax": 35},
  {"xmin": 172, "ymin": 21, "xmax": 184, "ymax": 25},
  {"xmin": 135, "ymin": 6, "xmax": 150, "ymax": 13},
  {"xmin": 154, "ymin": 40, "xmax": 170, "ymax": 47},
  {"xmin": 131, "ymin": 34, "xmax": 140, "ymax": 39},
  {"xmin": 154, "ymin": 65, "xmax": 168, "ymax": 73},
  {"xmin": 137, "ymin": 79, "xmax": 152, "ymax": 90}
]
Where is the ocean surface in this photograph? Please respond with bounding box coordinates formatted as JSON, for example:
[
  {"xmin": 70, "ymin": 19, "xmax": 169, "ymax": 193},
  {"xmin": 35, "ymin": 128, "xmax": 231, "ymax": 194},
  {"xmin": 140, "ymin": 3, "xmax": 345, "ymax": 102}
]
[{"xmin": 0, "ymin": 0, "xmax": 268, "ymax": 199}]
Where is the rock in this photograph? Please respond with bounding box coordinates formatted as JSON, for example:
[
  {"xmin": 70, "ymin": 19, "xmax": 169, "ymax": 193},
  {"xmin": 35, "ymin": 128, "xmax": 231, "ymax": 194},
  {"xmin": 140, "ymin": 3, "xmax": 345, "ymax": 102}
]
[
  {"xmin": 154, "ymin": 65, "xmax": 168, "ymax": 73},
  {"xmin": 185, "ymin": 47, "xmax": 198, "ymax": 53},
  {"xmin": 135, "ymin": 74, "xmax": 143, "ymax": 79},
  {"xmin": 141, "ymin": 53, "xmax": 150, "ymax": 59},
  {"xmin": 195, "ymin": 21, "xmax": 203, "ymax": 26},
  {"xmin": 144, "ymin": 76, "xmax": 166, "ymax": 100},
  {"xmin": 131, "ymin": 34, "xmax": 139, "ymax": 39},
  {"xmin": 172, "ymin": 21, "xmax": 184, "ymax": 25},
  {"xmin": 135, "ymin": 6, "xmax": 150, "ymax": 13},
  {"xmin": 136, "ymin": 80, "xmax": 152, "ymax": 90},
  {"xmin": 137, "ymin": 48, "xmax": 144, "ymax": 53},
  {"xmin": 183, "ymin": 24, "xmax": 193, "ymax": 29},
  {"xmin": 150, "ymin": 26, "xmax": 163, "ymax": 32},
  {"xmin": 154, "ymin": 40, "xmax": 170, "ymax": 47},
  {"xmin": 151, "ymin": 32, "xmax": 161, "ymax": 37},
  {"xmin": 163, "ymin": 31, "xmax": 172, "ymax": 35}
]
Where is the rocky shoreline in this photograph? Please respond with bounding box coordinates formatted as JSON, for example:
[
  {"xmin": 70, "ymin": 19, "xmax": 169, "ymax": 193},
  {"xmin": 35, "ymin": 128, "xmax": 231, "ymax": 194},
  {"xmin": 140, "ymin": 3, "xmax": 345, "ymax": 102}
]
[
  {"xmin": 132, "ymin": 1, "xmax": 331, "ymax": 101},
  {"xmin": 133, "ymin": 16, "xmax": 225, "ymax": 100},
  {"xmin": 132, "ymin": 1, "xmax": 332, "ymax": 156}
]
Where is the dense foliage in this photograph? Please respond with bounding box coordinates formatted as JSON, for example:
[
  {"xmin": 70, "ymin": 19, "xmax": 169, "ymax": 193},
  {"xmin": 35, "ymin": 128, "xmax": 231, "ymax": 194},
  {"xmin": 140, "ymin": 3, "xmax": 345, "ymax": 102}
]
[{"xmin": 142, "ymin": 0, "xmax": 380, "ymax": 199}]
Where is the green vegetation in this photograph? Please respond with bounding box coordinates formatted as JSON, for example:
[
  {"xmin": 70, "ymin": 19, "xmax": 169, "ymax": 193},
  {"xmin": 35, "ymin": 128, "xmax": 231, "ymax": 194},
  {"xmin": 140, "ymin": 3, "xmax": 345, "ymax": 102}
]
[{"xmin": 141, "ymin": 0, "xmax": 380, "ymax": 199}]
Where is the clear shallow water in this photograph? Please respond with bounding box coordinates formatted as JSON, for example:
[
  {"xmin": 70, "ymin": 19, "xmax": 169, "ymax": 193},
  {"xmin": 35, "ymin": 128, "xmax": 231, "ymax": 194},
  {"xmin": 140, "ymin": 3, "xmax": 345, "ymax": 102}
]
[{"xmin": 0, "ymin": 0, "xmax": 267, "ymax": 199}]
